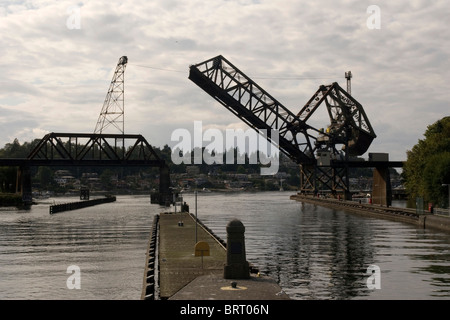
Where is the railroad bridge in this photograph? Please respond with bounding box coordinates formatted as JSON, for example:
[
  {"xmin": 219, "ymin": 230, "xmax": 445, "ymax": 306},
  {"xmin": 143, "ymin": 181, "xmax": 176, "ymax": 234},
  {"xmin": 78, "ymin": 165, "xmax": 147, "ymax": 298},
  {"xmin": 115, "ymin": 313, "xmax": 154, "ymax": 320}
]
[{"xmin": 0, "ymin": 132, "xmax": 171, "ymax": 205}]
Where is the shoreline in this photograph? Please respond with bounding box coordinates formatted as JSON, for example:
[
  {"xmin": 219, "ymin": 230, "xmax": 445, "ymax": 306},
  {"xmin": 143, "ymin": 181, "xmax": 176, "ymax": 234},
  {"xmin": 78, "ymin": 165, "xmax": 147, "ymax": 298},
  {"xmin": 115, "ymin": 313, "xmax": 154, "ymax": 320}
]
[{"xmin": 290, "ymin": 193, "xmax": 450, "ymax": 233}]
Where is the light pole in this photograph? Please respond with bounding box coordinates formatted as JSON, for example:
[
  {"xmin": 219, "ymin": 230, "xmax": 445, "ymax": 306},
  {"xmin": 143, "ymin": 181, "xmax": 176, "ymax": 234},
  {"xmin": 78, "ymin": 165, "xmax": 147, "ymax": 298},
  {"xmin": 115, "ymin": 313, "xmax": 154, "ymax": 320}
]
[
  {"xmin": 443, "ymin": 184, "xmax": 450, "ymax": 215},
  {"xmin": 195, "ymin": 190, "xmax": 198, "ymax": 243}
]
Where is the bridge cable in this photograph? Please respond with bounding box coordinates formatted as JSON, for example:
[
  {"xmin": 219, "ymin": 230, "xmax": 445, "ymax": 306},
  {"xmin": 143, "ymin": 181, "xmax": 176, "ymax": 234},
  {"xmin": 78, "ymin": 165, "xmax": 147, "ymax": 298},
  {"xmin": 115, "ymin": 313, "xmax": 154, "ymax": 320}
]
[{"xmin": 131, "ymin": 63, "xmax": 340, "ymax": 80}]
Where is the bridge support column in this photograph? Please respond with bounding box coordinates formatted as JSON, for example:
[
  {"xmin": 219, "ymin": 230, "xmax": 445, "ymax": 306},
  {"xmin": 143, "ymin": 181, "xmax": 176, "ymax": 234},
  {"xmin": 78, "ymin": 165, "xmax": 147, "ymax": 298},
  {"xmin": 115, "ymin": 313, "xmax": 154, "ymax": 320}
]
[
  {"xmin": 16, "ymin": 166, "xmax": 32, "ymax": 205},
  {"xmin": 300, "ymin": 164, "xmax": 351, "ymax": 200},
  {"xmin": 372, "ymin": 166, "xmax": 392, "ymax": 206},
  {"xmin": 300, "ymin": 164, "xmax": 316, "ymax": 195},
  {"xmin": 158, "ymin": 165, "xmax": 171, "ymax": 205}
]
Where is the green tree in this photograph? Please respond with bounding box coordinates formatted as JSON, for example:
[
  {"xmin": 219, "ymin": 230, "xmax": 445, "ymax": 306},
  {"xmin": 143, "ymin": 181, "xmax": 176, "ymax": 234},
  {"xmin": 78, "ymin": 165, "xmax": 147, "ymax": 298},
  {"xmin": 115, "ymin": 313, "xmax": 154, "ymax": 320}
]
[
  {"xmin": 100, "ymin": 169, "xmax": 115, "ymax": 191},
  {"xmin": 36, "ymin": 166, "xmax": 54, "ymax": 189},
  {"xmin": 236, "ymin": 165, "xmax": 246, "ymax": 174},
  {"xmin": 403, "ymin": 116, "xmax": 450, "ymax": 207},
  {"xmin": 423, "ymin": 152, "xmax": 450, "ymax": 207},
  {"xmin": 0, "ymin": 166, "xmax": 17, "ymax": 192}
]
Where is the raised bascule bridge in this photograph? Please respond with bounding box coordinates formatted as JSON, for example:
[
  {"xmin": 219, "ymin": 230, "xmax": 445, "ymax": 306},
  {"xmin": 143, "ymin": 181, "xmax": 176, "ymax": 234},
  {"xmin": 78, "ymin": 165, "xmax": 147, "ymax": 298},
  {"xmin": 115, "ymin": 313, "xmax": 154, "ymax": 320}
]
[{"xmin": 189, "ymin": 55, "xmax": 403, "ymax": 205}]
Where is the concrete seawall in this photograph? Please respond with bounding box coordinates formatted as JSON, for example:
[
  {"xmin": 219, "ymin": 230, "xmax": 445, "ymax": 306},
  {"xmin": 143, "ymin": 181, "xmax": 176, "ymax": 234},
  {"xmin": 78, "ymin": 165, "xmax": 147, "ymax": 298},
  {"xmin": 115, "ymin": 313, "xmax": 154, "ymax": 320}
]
[
  {"xmin": 422, "ymin": 214, "xmax": 450, "ymax": 232},
  {"xmin": 290, "ymin": 194, "xmax": 450, "ymax": 233},
  {"xmin": 141, "ymin": 215, "xmax": 159, "ymax": 300}
]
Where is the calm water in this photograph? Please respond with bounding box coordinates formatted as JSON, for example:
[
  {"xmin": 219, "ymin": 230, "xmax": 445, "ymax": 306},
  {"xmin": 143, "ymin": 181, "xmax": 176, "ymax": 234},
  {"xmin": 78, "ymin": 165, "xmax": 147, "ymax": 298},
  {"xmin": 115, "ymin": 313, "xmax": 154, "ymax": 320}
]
[
  {"xmin": 0, "ymin": 195, "xmax": 159, "ymax": 300},
  {"xmin": 0, "ymin": 192, "xmax": 449, "ymax": 300}
]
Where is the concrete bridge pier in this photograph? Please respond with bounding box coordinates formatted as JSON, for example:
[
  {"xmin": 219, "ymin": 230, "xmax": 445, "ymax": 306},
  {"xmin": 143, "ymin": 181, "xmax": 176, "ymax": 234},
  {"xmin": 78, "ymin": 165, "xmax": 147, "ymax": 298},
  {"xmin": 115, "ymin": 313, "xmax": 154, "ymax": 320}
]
[
  {"xmin": 372, "ymin": 166, "xmax": 392, "ymax": 206},
  {"xmin": 151, "ymin": 165, "xmax": 172, "ymax": 205},
  {"xmin": 16, "ymin": 166, "xmax": 32, "ymax": 205}
]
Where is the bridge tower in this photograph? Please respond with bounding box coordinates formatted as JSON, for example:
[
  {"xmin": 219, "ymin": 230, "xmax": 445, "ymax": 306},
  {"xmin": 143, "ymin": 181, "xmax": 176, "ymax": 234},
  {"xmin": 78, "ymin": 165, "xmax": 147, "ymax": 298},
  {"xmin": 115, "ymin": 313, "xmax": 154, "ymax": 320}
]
[{"xmin": 94, "ymin": 56, "xmax": 128, "ymax": 134}]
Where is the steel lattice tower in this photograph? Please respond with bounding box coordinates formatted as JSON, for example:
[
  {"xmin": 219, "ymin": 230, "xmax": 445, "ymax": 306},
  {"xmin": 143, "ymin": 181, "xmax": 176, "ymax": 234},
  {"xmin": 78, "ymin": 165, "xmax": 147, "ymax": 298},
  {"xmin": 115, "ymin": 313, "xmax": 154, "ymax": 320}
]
[{"xmin": 94, "ymin": 56, "xmax": 128, "ymax": 134}]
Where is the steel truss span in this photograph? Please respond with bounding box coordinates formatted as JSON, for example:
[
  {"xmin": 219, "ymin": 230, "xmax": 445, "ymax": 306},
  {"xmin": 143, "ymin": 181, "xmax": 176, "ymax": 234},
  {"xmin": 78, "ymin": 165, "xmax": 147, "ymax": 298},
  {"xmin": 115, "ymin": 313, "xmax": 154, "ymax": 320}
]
[
  {"xmin": 189, "ymin": 55, "xmax": 394, "ymax": 198},
  {"xmin": 0, "ymin": 132, "xmax": 172, "ymax": 206},
  {"xmin": 25, "ymin": 132, "xmax": 165, "ymax": 167},
  {"xmin": 189, "ymin": 55, "xmax": 376, "ymax": 164}
]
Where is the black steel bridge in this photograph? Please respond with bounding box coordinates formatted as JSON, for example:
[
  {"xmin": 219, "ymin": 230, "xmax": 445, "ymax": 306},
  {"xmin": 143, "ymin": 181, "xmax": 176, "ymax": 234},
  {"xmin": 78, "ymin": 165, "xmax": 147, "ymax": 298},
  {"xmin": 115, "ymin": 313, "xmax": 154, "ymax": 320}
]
[
  {"xmin": 0, "ymin": 132, "xmax": 171, "ymax": 205},
  {"xmin": 189, "ymin": 55, "xmax": 404, "ymax": 205}
]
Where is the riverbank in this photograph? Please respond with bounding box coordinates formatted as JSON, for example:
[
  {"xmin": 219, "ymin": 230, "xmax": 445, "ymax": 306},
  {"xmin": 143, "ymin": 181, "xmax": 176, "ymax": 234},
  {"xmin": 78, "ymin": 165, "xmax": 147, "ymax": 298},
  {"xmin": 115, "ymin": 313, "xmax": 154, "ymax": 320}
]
[{"xmin": 290, "ymin": 193, "xmax": 450, "ymax": 233}]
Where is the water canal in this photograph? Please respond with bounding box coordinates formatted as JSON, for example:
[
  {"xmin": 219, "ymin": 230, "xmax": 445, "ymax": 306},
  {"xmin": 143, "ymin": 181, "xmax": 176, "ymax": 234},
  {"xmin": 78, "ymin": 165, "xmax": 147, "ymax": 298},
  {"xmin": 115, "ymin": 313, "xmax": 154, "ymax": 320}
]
[{"xmin": 0, "ymin": 192, "xmax": 449, "ymax": 300}]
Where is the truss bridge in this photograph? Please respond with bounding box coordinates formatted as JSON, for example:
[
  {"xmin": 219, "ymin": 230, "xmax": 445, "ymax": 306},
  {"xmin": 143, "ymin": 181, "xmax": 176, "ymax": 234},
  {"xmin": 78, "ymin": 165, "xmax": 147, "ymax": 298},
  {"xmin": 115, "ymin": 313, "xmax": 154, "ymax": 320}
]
[{"xmin": 0, "ymin": 132, "xmax": 171, "ymax": 205}]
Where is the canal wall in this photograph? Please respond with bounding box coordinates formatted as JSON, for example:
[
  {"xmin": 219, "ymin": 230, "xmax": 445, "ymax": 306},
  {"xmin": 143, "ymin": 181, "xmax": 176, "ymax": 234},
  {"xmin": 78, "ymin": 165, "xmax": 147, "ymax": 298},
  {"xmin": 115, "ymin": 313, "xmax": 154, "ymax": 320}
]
[
  {"xmin": 141, "ymin": 214, "xmax": 159, "ymax": 300},
  {"xmin": 290, "ymin": 194, "xmax": 450, "ymax": 233},
  {"xmin": 422, "ymin": 214, "xmax": 450, "ymax": 233}
]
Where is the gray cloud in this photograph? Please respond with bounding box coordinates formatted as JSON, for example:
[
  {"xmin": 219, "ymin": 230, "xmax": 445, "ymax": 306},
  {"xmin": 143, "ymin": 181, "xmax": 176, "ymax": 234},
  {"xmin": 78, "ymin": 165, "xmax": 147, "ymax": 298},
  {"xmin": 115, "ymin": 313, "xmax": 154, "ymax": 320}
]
[{"xmin": 0, "ymin": 0, "xmax": 448, "ymax": 162}]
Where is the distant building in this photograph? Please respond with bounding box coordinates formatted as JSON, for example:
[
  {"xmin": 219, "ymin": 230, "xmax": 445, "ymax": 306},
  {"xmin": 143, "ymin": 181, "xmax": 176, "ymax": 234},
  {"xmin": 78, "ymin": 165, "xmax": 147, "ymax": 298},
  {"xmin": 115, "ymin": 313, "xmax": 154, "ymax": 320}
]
[{"xmin": 54, "ymin": 176, "xmax": 76, "ymax": 187}]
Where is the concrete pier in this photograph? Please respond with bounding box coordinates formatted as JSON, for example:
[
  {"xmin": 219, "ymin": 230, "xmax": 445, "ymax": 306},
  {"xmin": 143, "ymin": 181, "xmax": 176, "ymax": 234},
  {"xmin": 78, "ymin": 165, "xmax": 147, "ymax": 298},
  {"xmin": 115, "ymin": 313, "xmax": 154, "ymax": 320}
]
[
  {"xmin": 143, "ymin": 211, "xmax": 290, "ymax": 300},
  {"xmin": 159, "ymin": 211, "xmax": 227, "ymax": 299}
]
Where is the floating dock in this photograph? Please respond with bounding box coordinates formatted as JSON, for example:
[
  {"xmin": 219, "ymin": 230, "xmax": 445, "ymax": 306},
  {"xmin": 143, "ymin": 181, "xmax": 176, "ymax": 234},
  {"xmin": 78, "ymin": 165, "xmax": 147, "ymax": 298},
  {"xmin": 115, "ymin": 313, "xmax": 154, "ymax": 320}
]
[
  {"xmin": 142, "ymin": 211, "xmax": 290, "ymax": 300},
  {"xmin": 49, "ymin": 196, "xmax": 116, "ymax": 214}
]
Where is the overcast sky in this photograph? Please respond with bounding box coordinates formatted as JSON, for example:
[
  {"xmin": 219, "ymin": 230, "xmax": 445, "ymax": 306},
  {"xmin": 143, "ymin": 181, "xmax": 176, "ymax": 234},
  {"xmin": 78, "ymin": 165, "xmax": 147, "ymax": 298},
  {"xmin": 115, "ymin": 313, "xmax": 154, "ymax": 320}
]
[{"xmin": 0, "ymin": 0, "xmax": 448, "ymax": 162}]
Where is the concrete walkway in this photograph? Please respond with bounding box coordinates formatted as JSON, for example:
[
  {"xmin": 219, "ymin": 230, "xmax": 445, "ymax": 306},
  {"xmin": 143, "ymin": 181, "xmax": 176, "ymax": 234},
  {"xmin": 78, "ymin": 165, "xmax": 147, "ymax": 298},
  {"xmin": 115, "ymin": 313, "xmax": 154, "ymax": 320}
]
[
  {"xmin": 158, "ymin": 211, "xmax": 227, "ymax": 299},
  {"xmin": 158, "ymin": 211, "xmax": 289, "ymax": 300},
  {"xmin": 169, "ymin": 273, "xmax": 289, "ymax": 300}
]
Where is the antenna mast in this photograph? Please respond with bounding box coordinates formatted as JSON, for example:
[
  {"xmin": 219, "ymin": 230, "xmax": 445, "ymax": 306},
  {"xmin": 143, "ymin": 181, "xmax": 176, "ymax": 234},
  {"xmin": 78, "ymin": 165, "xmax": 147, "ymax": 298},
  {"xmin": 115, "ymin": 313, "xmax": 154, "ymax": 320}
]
[
  {"xmin": 345, "ymin": 71, "xmax": 352, "ymax": 95},
  {"xmin": 94, "ymin": 56, "xmax": 128, "ymax": 134}
]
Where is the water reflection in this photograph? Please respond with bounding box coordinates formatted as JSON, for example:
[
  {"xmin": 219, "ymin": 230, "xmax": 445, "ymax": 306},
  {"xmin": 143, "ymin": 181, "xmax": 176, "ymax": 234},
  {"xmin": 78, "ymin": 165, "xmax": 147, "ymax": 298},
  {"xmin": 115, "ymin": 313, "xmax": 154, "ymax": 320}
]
[
  {"xmin": 255, "ymin": 203, "xmax": 379, "ymax": 299},
  {"xmin": 182, "ymin": 192, "xmax": 450, "ymax": 300},
  {"xmin": 0, "ymin": 196, "xmax": 158, "ymax": 300},
  {"xmin": 0, "ymin": 193, "xmax": 449, "ymax": 300}
]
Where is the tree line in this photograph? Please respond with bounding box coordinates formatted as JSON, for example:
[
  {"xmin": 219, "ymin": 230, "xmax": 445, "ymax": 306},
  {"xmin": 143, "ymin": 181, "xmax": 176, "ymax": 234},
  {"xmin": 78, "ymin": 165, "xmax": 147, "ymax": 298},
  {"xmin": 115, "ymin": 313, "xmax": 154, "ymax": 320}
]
[{"xmin": 402, "ymin": 116, "xmax": 450, "ymax": 208}]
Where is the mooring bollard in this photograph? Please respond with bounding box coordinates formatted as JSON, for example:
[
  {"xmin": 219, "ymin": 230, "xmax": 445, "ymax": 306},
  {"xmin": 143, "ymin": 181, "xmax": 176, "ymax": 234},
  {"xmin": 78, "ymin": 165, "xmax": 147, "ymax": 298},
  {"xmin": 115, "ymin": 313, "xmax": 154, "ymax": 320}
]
[{"xmin": 223, "ymin": 219, "xmax": 250, "ymax": 279}]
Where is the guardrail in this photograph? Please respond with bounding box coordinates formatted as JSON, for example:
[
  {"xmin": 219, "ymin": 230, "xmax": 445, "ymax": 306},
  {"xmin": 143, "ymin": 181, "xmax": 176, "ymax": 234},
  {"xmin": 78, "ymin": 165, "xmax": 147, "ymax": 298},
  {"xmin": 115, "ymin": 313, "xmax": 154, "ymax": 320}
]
[{"xmin": 434, "ymin": 208, "xmax": 450, "ymax": 217}]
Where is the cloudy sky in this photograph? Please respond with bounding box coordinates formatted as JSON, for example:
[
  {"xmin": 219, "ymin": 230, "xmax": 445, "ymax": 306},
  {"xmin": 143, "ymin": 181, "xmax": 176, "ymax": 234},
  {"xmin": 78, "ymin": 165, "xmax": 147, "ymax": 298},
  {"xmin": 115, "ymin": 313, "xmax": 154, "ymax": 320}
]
[{"xmin": 0, "ymin": 0, "xmax": 448, "ymax": 162}]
